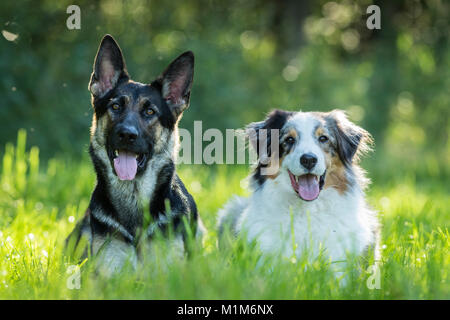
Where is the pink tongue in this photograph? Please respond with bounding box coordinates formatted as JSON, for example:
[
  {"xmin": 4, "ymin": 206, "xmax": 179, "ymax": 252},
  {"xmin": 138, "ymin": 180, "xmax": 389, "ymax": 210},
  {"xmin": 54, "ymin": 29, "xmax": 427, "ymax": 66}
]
[
  {"xmin": 297, "ymin": 175, "xmax": 320, "ymax": 201},
  {"xmin": 113, "ymin": 151, "xmax": 138, "ymax": 181}
]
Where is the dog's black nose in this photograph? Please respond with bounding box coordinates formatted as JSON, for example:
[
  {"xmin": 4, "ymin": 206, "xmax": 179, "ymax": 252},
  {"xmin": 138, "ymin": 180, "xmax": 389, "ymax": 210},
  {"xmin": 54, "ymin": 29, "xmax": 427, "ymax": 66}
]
[
  {"xmin": 300, "ymin": 153, "xmax": 317, "ymax": 170},
  {"xmin": 117, "ymin": 125, "xmax": 138, "ymax": 143}
]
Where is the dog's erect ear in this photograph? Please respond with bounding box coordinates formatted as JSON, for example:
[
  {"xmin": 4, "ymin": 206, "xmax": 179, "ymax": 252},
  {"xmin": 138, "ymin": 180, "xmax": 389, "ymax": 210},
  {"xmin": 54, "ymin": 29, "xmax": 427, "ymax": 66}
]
[
  {"xmin": 326, "ymin": 110, "xmax": 373, "ymax": 167},
  {"xmin": 89, "ymin": 35, "xmax": 129, "ymax": 98},
  {"xmin": 154, "ymin": 51, "xmax": 194, "ymax": 116},
  {"xmin": 246, "ymin": 110, "xmax": 292, "ymax": 159}
]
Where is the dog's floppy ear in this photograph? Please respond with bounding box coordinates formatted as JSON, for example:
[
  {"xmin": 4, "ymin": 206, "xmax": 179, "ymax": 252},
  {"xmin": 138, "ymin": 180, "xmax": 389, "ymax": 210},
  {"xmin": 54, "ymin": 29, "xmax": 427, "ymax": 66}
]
[
  {"xmin": 89, "ymin": 34, "xmax": 129, "ymax": 98},
  {"xmin": 326, "ymin": 110, "xmax": 373, "ymax": 167},
  {"xmin": 154, "ymin": 51, "xmax": 194, "ymax": 117},
  {"xmin": 246, "ymin": 109, "xmax": 292, "ymax": 159}
]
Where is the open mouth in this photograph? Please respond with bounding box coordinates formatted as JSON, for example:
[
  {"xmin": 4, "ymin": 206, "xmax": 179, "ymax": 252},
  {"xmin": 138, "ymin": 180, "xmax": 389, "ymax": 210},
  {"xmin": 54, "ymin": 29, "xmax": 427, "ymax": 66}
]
[
  {"xmin": 111, "ymin": 149, "xmax": 147, "ymax": 181},
  {"xmin": 288, "ymin": 170, "xmax": 326, "ymax": 201}
]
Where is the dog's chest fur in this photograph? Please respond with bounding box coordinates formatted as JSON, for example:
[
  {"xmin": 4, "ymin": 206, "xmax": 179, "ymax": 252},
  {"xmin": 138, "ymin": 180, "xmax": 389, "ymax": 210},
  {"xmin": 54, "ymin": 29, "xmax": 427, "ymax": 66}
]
[
  {"xmin": 237, "ymin": 171, "xmax": 376, "ymax": 263},
  {"xmin": 91, "ymin": 125, "xmax": 174, "ymax": 229}
]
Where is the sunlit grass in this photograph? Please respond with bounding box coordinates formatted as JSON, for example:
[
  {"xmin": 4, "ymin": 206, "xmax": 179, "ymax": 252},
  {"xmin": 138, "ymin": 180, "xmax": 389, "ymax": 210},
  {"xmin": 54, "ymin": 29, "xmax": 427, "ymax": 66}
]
[{"xmin": 0, "ymin": 130, "xmax": 448, "ymax": 299}]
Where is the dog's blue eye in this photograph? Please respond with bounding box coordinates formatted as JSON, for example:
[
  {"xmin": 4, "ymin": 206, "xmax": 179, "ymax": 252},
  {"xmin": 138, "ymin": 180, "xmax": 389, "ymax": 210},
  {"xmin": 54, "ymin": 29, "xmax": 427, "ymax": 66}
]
[
  {"xmin": 319, "ymin": 135, "xmax": 329, "ymax": 143},
  {"xmin": 286, "ymin": 137, "xmax": 295, "ymax": 144}
]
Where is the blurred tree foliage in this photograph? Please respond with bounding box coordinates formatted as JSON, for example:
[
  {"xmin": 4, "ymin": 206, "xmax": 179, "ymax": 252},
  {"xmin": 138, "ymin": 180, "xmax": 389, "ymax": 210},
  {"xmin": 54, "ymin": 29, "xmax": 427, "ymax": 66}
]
[{"xmin": 0, "ymin": 0, "xmax": 448, "ymax": 163}]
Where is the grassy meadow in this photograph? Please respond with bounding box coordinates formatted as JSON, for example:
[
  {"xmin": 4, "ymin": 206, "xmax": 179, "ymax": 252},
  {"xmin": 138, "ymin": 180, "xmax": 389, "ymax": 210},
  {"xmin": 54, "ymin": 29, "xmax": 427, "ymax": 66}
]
[
  {"xmin": 1, "ymin": 0, "xmax": 448, "ymax": 301},
  {"xmin": 0, "ymin": 130, "xmax": 448, "ymax": 299}
]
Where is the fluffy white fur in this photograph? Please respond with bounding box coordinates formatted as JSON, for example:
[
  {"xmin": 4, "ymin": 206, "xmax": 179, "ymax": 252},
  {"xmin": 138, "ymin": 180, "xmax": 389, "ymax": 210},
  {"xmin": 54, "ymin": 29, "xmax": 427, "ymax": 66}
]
[{"xmin": 231, "ymin": 173, "xmax": 377, "ymax": 263}]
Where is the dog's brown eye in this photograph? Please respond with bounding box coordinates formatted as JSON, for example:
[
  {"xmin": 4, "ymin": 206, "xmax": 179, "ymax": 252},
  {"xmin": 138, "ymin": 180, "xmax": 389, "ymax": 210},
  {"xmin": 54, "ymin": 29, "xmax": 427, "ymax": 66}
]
[
  {"xmin": 111, "ymin": 103, "xmax": 120, "ymax": 111},
  {"xmin": 319, "ymin": 135, "xmax": 329, "ymax": 143},
  {"xmin": 145, "ymin": 107, "xmax": 155, "ymax": 116}
]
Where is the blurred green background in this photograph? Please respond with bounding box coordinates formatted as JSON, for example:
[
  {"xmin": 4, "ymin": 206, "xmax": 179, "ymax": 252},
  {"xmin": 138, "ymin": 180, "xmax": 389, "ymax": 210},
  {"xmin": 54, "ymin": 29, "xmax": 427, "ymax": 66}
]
[
  {"xmin": 0, "ymin": 0, "xmax": 449, "ymax": 299},
  {"xmin": 0, "ymin": 0, "xmax": 449, "ymax": 172}
]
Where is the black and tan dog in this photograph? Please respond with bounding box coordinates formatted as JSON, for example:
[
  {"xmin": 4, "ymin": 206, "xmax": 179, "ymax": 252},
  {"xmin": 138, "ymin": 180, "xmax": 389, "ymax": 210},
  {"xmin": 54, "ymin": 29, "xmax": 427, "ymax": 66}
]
[{"xmin": 66, "ymin": 35, "xmax": 202, "ymax": 276}]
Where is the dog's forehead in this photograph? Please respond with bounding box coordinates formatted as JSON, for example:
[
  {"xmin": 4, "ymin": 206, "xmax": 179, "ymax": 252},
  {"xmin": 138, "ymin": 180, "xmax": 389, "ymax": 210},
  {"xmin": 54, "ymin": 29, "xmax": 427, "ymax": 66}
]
[
  {"xmin": 283, "ymin": 112, "xmax": 324, "ymax": 134},
  {"xmin": 115, "ymin": 81, "xmax": 161, "ymax": 102}
]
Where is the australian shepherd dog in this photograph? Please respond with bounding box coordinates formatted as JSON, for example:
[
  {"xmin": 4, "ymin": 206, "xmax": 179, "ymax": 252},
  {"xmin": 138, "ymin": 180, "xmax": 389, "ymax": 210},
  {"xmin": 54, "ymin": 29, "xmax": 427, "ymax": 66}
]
[{"xmin": 218, "ymin": 109, "xmax": 380, "ymax": 273}]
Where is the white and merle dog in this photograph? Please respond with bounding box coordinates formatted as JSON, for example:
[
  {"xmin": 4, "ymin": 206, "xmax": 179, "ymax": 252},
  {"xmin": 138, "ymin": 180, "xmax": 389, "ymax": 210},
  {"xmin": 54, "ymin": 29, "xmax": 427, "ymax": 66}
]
[
  {"xmin": 66, "ymin": 35, "xmax": 204, "ymax": 276},
  {"xmin": 218, "ymin": 109, "xmax": 380, "ymax": 272}
]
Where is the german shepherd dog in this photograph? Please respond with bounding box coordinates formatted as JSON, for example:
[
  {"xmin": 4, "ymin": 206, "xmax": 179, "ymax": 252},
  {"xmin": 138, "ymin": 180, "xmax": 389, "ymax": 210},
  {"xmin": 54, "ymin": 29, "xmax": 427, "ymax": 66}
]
[{"xmin": 66, "ymin": 35, "xmax": 202, "ymax": 276}]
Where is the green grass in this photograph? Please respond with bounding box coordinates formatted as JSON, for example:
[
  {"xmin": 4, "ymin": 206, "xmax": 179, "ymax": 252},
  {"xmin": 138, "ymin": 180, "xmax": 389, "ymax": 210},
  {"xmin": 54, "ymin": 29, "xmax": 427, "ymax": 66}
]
[{"xmin": 0, "ymin": 130, "xmax": 448, "ymax": 299}]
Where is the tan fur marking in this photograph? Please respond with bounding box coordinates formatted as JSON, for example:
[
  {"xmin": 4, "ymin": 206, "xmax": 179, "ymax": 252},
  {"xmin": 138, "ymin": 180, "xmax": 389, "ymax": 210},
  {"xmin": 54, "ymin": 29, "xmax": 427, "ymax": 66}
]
[
  {"xmin": 90, "ymin": 115, "xmax": 98, "ymax": 138},
  {"xmin": 286, "ymin": 128, "xmax": 297, "ymax": 139},
  {"xmin": 313, "ymin": 123, "xmax": 349, "ymax": 193},
  {"xmin": 265, "ymin": 153, "xmax": 284, "ymax": 180},
  {"xmin": 315, "ymin": 127, "xmax": 325, "ymax": 137},
  {"xmin": 323, "ymin": 150, "xmax": 348, "ymax": 194},
  {"xmin": 92, "ymin": 115, "xmax": 109, "ymax": 146}
]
